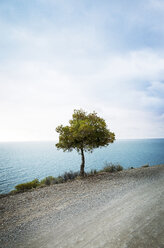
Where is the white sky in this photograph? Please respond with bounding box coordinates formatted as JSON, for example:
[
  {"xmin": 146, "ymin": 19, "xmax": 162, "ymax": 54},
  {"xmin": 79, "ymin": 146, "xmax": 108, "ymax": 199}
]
[{"xmin": 0, "ymin": 0, "xmax": 164, "ymax": 141}]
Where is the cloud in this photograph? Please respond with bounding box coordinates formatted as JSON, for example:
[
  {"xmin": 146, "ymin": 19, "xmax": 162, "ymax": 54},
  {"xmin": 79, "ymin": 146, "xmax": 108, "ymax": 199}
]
[
  {"xmin": 0, "ymin": 0, "xmax": 164, "ymax": 141},
  {"xmin": 0, "ymin": 48, "xmax": 164, "ymax": 141},
  {"xmin": 149, "ymin": 0, "xmax": 164, "ymax": 10},
  {"xmin": 147, "ymin": 81, "xmax": 164, "ymax": 96}
]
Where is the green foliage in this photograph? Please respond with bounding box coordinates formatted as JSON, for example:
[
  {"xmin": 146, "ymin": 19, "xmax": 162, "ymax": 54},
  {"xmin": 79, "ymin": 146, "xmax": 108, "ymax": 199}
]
[
  {"xmin": 15, "ymin": 179, "xmax": 39, "ymax": 192},
  {"xmin": 56, "ymin": 109, "xmax": 115, "ymax": 175},
  {"xmin": 40, "ymin": 176, "xmax": 56, "ymax": 185},
  {"xmin": 102, "ymin": 163, "xmax": 123, "ymax": 173},
  {"xmin": 55, "ymin": 176, "xmax": 64, "ymax": 184},
  {"xmin": 11, "ymin": 163, "xmax": 123, "ymax": 195},
  {"xmin": 116, "ymin": 164, "xmax": 124, "ymax": 171},
  {"xmin": 62, "ymin": 171, "xmax": 79, "ymax": 181},
  {"xmin": 142, "ymin": 164, "xmax": 149, "ymax": 168},
  {"xmin": 40, "ymin": 172, "xmax": 80, "ymax": 185},
  {"xmin": 87, "ymin": 169, "xmax": 97, "ymax": 176},
  {"xmin": 56, "ymin": 109, "xmax": 115, "ymax": 153}
]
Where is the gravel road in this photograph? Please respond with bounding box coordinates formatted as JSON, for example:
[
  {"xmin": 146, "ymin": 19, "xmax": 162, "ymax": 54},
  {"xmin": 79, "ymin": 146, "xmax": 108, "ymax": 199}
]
[{"xmin": 0, "ymin": 164, "xmax": 164, "ymax": 248}]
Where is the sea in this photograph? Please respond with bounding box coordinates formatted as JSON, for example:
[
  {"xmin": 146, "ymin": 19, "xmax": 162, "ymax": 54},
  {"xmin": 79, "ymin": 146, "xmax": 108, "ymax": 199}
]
[{"xmin": 0, "ymin": 139, "xmax": 164, "ymax": 194}]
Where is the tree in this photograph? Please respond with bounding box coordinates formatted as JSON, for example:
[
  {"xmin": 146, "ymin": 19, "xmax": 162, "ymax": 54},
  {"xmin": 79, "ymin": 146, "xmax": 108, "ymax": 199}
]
[{"xmin": 56, "ymin": 109, "xmax": 115, "ymax": 176}]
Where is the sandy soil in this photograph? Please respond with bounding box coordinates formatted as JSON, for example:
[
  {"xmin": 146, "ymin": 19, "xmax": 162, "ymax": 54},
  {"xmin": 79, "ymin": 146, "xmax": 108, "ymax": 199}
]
[{"xmin": 0, "ymin": 164, "xmax": 164, "ymax": 248}]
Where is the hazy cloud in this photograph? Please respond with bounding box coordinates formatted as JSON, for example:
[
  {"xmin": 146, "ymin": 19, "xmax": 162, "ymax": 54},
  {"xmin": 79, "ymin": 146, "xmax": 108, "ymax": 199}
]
[{"xmin": 0, "ymin": 0, "xmax": 164, "ymax": 141}]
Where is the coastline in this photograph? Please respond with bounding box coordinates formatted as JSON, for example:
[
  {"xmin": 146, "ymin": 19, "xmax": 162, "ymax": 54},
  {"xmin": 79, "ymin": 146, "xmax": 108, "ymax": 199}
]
[
  {"xmin": 0, "ymin": 164, "xmax": 164, "ymax": 247},
  {"xmin": 1, "ymin": 138, "xmax": 164, "ymax": 195}
]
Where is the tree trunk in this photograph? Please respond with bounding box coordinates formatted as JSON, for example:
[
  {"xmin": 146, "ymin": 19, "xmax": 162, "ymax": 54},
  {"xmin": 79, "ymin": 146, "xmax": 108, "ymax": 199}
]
[{"xmin": 80, "ymin": 148, "xmax": 85, "ymax": 177}]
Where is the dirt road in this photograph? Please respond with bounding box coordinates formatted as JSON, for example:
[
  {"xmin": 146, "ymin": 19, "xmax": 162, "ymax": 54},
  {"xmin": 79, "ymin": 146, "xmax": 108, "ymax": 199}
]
[{"xmin": 1, "ymin": 165, "xmax": 164, "ymax": 248}]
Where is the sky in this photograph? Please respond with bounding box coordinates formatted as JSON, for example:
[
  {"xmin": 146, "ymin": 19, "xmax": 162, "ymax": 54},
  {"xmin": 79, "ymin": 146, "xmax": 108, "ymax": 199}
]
[{"xmin": 0, "ymin": 0, "xmax": 164, "ymax": 141}]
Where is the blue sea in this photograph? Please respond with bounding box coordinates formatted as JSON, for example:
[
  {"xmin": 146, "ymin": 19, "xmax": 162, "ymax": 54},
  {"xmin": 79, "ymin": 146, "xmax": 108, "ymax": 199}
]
[{"xmin": 0, "ymin": 139, "xmax": 164, "ymax": 194}]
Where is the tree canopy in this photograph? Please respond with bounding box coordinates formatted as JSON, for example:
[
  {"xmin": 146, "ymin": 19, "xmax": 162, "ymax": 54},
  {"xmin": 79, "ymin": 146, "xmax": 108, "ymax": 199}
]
[{"xmin": 56, "ymin": 109, "xmax": 115, "ymax": 176}]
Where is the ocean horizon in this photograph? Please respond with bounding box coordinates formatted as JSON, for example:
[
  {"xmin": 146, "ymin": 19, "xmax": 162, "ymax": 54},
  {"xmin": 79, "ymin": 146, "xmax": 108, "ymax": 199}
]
[{"xmin": 0, "ymin": 138, "xmax": 164, "ymax": 194}]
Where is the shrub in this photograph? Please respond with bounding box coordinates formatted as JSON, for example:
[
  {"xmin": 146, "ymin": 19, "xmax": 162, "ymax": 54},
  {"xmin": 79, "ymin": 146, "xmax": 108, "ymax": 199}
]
[
  {"xmin": 50, "ymin": 176, "xmax": 64, "ymax": 184},
  {"xmin": 13, "ymin": 162, "xmax": 123, "ymax": 194},
  {"xmin": 142, "ymin": 164, "xmax": 149, "ymax": 168},
  {"xmin": 116, "ymin": 164, "xmax": 123, "ymax": 171},
  {"xmin": 40, "ymin": 176, "xmax": 56, "ymax": 186},
  {"xmin": 56, "ymin": 176, "xmax": 64, "ymax": 184},
  {"xmin": 102, "ymin": 163, "xmax": 123, "ymax": 173},
  {"xmin": 62, "ymin": 171, "xmax": 79, "ymax": 182},
  {"xmin": 87, "ymin": 169, "xmax": 97, "ymax": 176},
  {"xmin": 93, "ymin": 169, "xmax": 97, "ymax": 174},
  {"xmin": 51, "ymin": 177, "xmax": 58, "ymax": 184},
  {"xmin": 15, "ymin": 179, "xmax": 40, "ymax": 192}
]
